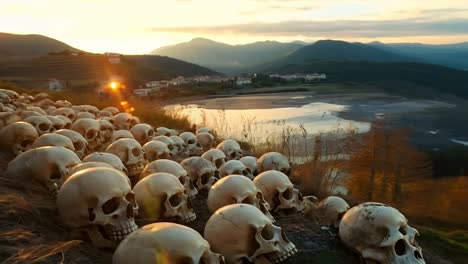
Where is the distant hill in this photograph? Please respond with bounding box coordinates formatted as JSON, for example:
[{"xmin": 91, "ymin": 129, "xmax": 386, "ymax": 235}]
[
  {"xmin": 0, "ymin": 32, "xmax": 79, "ymax": 58},
  {"xmin": 151, "ymin": 38, "xmax": 304, "ymax": 74},
  {"xmin": 128, "ymin": 55, "xmax": 217, "ymax": 77},
  {"xmin": 369, "ymin": 41, "xmax": 468, "ymax": 70}
]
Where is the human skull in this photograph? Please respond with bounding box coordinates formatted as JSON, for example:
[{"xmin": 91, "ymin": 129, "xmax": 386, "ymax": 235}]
[
  {"xmin": 130, "ymin": 123, "xmax": 155, "ymax": 145},
  {"xmin": 113, "ymin": 223, "xmax": 224, "ymax": 264},
  {"xmin": 142, "ymin": 141, "xmax": 170, "ymax": 163},
  {"xmin": 317, "ymin": 196, "xmax": 350, "ymax": 228},
  {"xmin": 71, "ymin": 118, "xmax": 101, "ymax": 152},
  {"xmin": 113, "ymin": 113, "xmax": 138, "ymax": 130},
  {"xmin": 50, "ymin": 107, "xmax": 76, "ymax": 121},
  {"xmin": 170, "ymin": 135, "xmax": 189, "ymax": 157},
  {"xmin": 219, "ymin": 160, "xmax": 253, "ymax": 179},
  {"xmin": 69, "ymin": 161, "xmax": 114, "ymax": 175},
  {"xmin": 134, "ymin": 172, "xmax": 196, "ymax": 223},
  {"xmin": 27, "ymin": 106, "xmax": 47, "ymax": 115},
  {"xmin": 55, "ymin": 115, "xmax": 72, "ymax": 129},
  {"xmin": 55, "ymin": 129, "xmax": 88, "ymax": 159},
  {"xmin": 240, "ymin": 156, "xmax": 259, "ymax": 177},
  {"xmin": 205, "ymin": 204, "xmax": 296, "ymax": 263},
  {"xmin": 111, "ymin": 130, "xmax": 135, "ymax": 142},
  {"xmin": 24, "ymin": 115, "xmax": 53, "ymax": 135},
  {"xmin": 216, "ymin": 139, "xmax": 243, "ymax": 160},
  {"xmin": 0, "ymin": 121, "xmax": 38, "ymax": 155},
  {"xmin": 253, "ymin": 170, "xmax": 305, "ymax": 214},
  {"xmin": 81, "ymin": 105, "xmax": 100, "ymax": 116},
  {"xmin": 257, "ymin": 152, "xmax": 290, "ymax": 175},
  {"xmin": 339, "ymin": 202, "xmax": 425, "ymax": 264},
  {"xmin": 57, "ymin": 167, "xmax": 138, "ymax": 248},
  {"xmin": 180, "ymin": 132, "xmax": 203, "ymax": 156},
  {"xmin": 181, "ymin": 156, "xmax": 219, "ymax": 193},
  {"xmin": 155, "ymin": 127, "xmax": 173, "ymax": 137},
  {"xmin": 106, "ymin": 138, "xmax": 146, "ymax": 184},
  {"xmin": 76, "ymin": 112, "xmax": 96, "ymax": 120},
  {"xmin": 101, "ymin": 106, "xmax": 120, "ymax": 115},
  {"xmin": 98, "ymin": 110, "xmax": 112, "ymax": 118},
  {"xmin": 207, "ymin": 175, "xmax": 274, "ymax": 222},
  {"xmin": 202, "ymin": 149, "xmax": 228, "ymax": 169},
  {"xmin": 82, "ymin": 152, "xmax": 127, "ymax": 174},
  {"xmin": 196, "ymin": 127, "xmax": 216, "ymax": 139},
  {"xmin": 98, "ymin": 119, "xmax": 114, "ymax": 145},
  {"xmin": 197, "ymin": 132, "xmax": 215, "ymax": 152},
  {"xmin": 0, "ymin": 112, "xmax": 21, "ymax": 129},
  {"xmin": 31, "ymin": 133, "xmax": 75, "ymax": 151},
  {"xmin": 54, "ymin": 100, "xmax": 72, "ymax": 108},
  {"xmin": 153, "ymin": 136, "xmax": 177, "ymax": 157},
  {"xmin": 19, "ymin": 110, "xmax": 43, "ymax": 119},
  {"xmin": 141, "ymin": 159, "xmax": 198, "ymax": 198},
  {"xmin": 7, "ymin": 146, "xmax": 81, "ymax": 194}
]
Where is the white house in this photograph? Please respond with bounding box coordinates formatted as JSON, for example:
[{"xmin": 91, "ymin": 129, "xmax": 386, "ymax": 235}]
[
  {"xmin": 236, "ymin": 78, "xmax": 252, "ymax": 86},
  {"xmin": 48, "ymin": 79, "xmax": 65, "ymax": 91}
]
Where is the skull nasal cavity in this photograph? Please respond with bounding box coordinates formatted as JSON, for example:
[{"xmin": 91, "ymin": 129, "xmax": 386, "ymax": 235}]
[
  {"xmin": 169, "ymin": 194, "xmax": 182, "ymax": 207},
  {"xmin": 394, "ymin": 239, "xmax": 407, "ymax": 256},
  {"xmin": 261, "ymin": 224, "xmax": 274, "ymax": 240},
  {"xmin": 102, "ymin": 197, "xmax": 120, "ymax": 214},
  {"xmin": 86, "ymin": 130, "xmax": 95, "ymax": 139},
  {"xmin": 414, "ymin": 250, "xmax": 423, "ymax": 259}
]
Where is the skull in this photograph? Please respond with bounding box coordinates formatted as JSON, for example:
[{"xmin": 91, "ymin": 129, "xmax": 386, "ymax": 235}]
[
  {"xmin": 76, "ymin": 112, "xmax": 96, "ymax": 120},
  {"xmin": 202, "ymin": 149, "xmax": 228, "ymax": 169},
  {"xmin": 170, "ymin": 135, "xmax": 189, "ymax": 158},
  {"xmin": 19, "ymin": 110, "xmax": 43, "ymax": 119},
  {"xmin": 50, "ymin": 107, "xmax": 76, "ymax": 121},
  {"xmin": 204, "ymin": 204, "xmax": 296, "ymax": 263},
  {"xmin": 216, "ymin": 139, "xmax": 243, "ymax": 160},
  {"xmin": 257, "ymin": 152, "xmax": 290, "ymax": 175},
  {"xmin": 0, "ymin": 112, "xmax": 21, "ymax": 129},
  {"xmin": 98, "ymin": 119, "xmax": 114, "ymax": 146},
  {"xmin": 197, "ymin": 132, "xmax": 215, "ymax": 152},
  {"xmin": 113, "ymin": 113, "xmax": 138, "ymax": 130},
  {"xmin": 130, "ymin": 123, "xmax": 155, "ymax": 145},
  {"xmin": 180, "ymin": 132, "xmax": 203, "ymax": 156},
  {"xmin": 153, "ymin": 136, "xmax": 177, "ymax": 157},
  {"xmin": 81, "ymin": 104, "xmax": 99, "ymax": 116},
  {"xmin": 253, "ymin": 170, "xmax": 305, "ymax": 214},
  {"xmin": 69, "ymin": 161, "xmax": 114, "ymax": 175},
  {"xmin": 113, "ymin": 223, "xmax": 224, "ymax": 264},
  {"xmin": 240, "ymin": 156, "xmax": 259, "ymax": 177},
  {"xmin": 7, "ymin": 146, "xmax": 81, "ymax": 194},
  {"xmin": 82, "ymin": 152, "xmax": 127, "ymax": 174},
  {"xmin": 142, "ymin": 141, "xmax": 170, "ymax": 162},
  {"xmin": 55, "ymin": 115, "xmax": 72, "ymax": 129},
  {"xmin": 317, "ymin": 196, "xmax": 350, "ymax": 228},
  {"xmin": 339, "ymin": 202, "xmax": 425, "ymax": 264},
  {"xmin": 71, "ymin": 118, "xmax": 101, "ymax": 152},
  {"xmin": 134, "ymin": 172, "xmax": 196, "ymax": 223},
  {"xmin": 54, "ymin": 100, "xmax": 72, "ymax": 108},
  {"xmin": 106, "ymin": 138, "xmax": 146, "ymax": 184},
  {"xmin": 55, "ymin": 129, "xmax": 88, "ymax": 159},
  {"xmin": 27, "ymin": 106, "xmax": 47, "ymax": 115},
  {"xmin": 57, "ymin": 167, "xmax": 138, "ymax": 248},
  {"xmin": 101, "ymin": 106, "xmax": 120, "ymax": 115},
  {"xmin": 155, "ymin": 127, "xmax": 173, "ymax": 137},
  {"xmin": 24, "ymin": 115, "xmax": 53, "ymax": 135},
  {"xmin": 141, "ymin": 159, "xmax": 198, "ymax": 198},
  {"xmin": 219, "ymin": 160, "xmax": 253, "ymax": 179},
  {"xmin": 31, "ymin": 133, "xmax": 75, "ymax": 151},
  {"xmin": 181, "ymin": 156, "xmax": 219, "ymax": 193},
  {"xmin": 98, "ymin": 110, "xmax": 113, "ymax": 118},
  {"xmin": 0, "ymin": 121, "xmax": 38, "ymax": 155},
  {"xmin": 207, "ymin": 175, "xmax": 274, "ymax": 222},
  {"xmin": 111, "ymin": 130, "xmax": 135, "ymax": 142},
  {"xmin": 196, "ymin": 127, "xmax": 216, "ymax": 139}
]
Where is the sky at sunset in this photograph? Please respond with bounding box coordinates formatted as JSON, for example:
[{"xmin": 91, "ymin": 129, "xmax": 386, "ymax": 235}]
[{"xmin": 1, "ymin": 0, "xmax": 468, "ymax": 54}]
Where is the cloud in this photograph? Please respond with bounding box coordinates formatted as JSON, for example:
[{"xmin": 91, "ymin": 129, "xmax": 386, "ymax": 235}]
[{"xmin": 147, "ymin": 18, "xmax": 468, "ymax": 38}]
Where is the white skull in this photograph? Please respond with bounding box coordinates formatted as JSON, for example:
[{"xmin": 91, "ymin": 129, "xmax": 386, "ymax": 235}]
[
  {"xmin": 82, "ymin": 152, "xmax": 127, "ymax": 174},
  {"xmin": 142, "ymin": 140, "xmax": 170, "ymax": 163},
  {"xmin": 69, "ymin": 161, "xmax": 114, "ymax": 175},
  {"xmin": 339, "ymin": 202, "xmax": 425, "ymax": 264},
  {"xmin": 55, "ymin": 129, "xmax": 88, "ymax": 159},
  {"xmin": 155, "ymin": 127, "xmax": 173, "ymax": 137},
  {"xmin": 141, "ymin": 159, "xmax": 198, "ymax": 198},
  {"xmin": 130, "ymin": 123, "xmax": 155, "ymax": 145},
  {"xmin": 181, "ymin": 156, "xmax": 219, "ymax": 193},
  {"xmin": 27, "ymin": 106, "xmax": 47, "ymax": 115},
  {"xmin": 111, "ymin": 130, "xmax": 135, "ymax": 142},
  {"xmin": 0, "ymin": 121, "xmax": 38, "ymax": 155},
  {"xmin": 57, "ymin": 167, "xmax": 138, "ymax": 248},
  {"xmin": 19, "ymin": 110, "xmax": 43, "ymax": 119},
  {"xmin": 24, "ymin": 115, "xmax": 53, "ymax": 135},
  {"xmin": 207, "ymin": 175, "xmax": 274, "ymax": 222},
  {"xmin": 54, "ymin": 100, "xmax": 72, "ymax": 108},
  {"xmin": 317, "ymin": 196, "xmax": 350, "ymax": 228},
  {"xmin": 50, "ymin": 107, "xmax": 76, "ymax": 121},
  {"xmin": 31, "ymin": 133, "xmax": 75, "ymax": 151},
  {"xmin": 205, "ymin": 204, "xmax": 296, "ymax": 263},
  {"xmin": 76, "ymin": 111, "xmax": 96, "ymax": 120},
  {"xmin": 257, "ymin": 152, "xmax": 291, "ymax": 175},
  {"xmin": 71, "ymin": 118, "xmax": 101, "ymax": 153},
  {"xmin": 216, "ymin": 139, "xmax": 243, "ymax": 160},
  {"xmin": 240, "ymin": 156, "xmax": 259, "ymax": 177},
  {"xmin": 98, "ymin": 110, "xmax": 112, "ymax": 118},
  {"xmin": 196, "ymin": 127, "xmax": 216, "ymax": 139},
  {"xmin": 219, "ymin": 160, "xmax": 253, "ymax": 179},
  {"xmin": 253, "ymin": 170, "xmax": 305, "ymax": 213},
  {"xmin": 101, "ymin": 106, "xmax": 120, "ymax": 115},
  {"xmin": 113, "ymin": 113, "xmax": 138, "ymax": 130},
  {"xmin": 134, "ymin": 172, "xmax": 196, "ymax": 223},
  {"xmin": 170, "ymin": 135, "xmax": 189, "ymax": 157},
  {"xmin": 113, "ymin": 223, "xmax": 224, "ymax": 264},
  {"xmin": 0, "ymin": 112, "xmax": 20, "ymax": 129},
  {"xmin": 153, "ymin": 136, "xmax": 177, "ymax": 157},
  {"xmin": 197, "ymin": 132, "xmax": 215, "ymax": 152},
  {"xmin": 202, "ymin": 149, "xmax": 227, "ymax": 169},
  {"xmin": 7, "ymin": 146, "xmax": 81, "ymax": 193},
  {"xmin": 98, "ymin": 119, "xmax": 114, "ymax": 145},
  {"xmin": 55, "ymin": 115, "xmax": 72, "ymax": 129},
  {"xmin": 106, "ymin": 138, "xmax": 146, "ymax": 184},
  {"xmin": 80, "ymin": 104, "xmax": 100, "ymax": 116},
  {"xmin": 180, "ymin": 132, "xmax": 203, "ymax": 156}
]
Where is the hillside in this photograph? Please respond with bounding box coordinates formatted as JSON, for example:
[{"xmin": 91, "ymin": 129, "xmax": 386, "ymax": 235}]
[
  {"xmin": 0, "ymin": 32, "xmax": 79, "ymax": 58},
  {"xmin": 152, "ymin": 38, "xmax": 303, "ymax": 73},
  {"xmin": 128, "ymin": 55, "xmax": 218, "ymax": 77},
  {"xmin": 269, "ymin": 61, "xmax": 468, "ymax": 98}
]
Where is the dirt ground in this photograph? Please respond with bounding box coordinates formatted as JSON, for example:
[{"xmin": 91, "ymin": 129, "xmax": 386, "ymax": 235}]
[{"xmin": 0, "ymin": 149, "xmax": 451, "ymax": 264}]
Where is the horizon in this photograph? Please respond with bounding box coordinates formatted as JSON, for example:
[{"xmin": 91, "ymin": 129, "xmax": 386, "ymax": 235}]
[{"xmin": 1, "ymin": 0, "xmax": 468, "ymax": 54}]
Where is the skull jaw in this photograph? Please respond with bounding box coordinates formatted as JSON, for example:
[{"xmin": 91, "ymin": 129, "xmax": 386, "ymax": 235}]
[
  {"xmin": 126, "ymin": 161, "xmax": 146, "ymax": 185},
  {"xmin": 85, "ymin": 221, "xmax": 138, "ymax": 249}
]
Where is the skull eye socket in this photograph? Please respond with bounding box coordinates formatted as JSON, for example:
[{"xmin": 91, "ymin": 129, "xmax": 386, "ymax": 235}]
[
  {"xmin": 132, "ymin": 148, "xmax": 141, "ymax": 156},
  {"xmin": 167, "ymin": 144, "xmax": 174, "ymax": 151},
  {"xmin": 169, "ymin": 193, "xmax": 182, "ymax": 207},
  {"xmin": 102, "ymin": 197, "xmax": 120, "ymax": 215},
  {"xmin": 86, "ymin": 130, "xmax": 96, "ymax": 140},
  {"xmin": 394, "ymin": 239, "xmax": 407, "ymax": 256},
  {"xmin": 68, "ymin": 114, "xmax": 75, "ymax": 120},
  {"xmin": 243, "ymin": 168, "xmax": 251, "ymax": 176},
  {"xmin": 39, "ymin": 123, "xmax": 50, "ymax": 131},
  {"xmin": 241, "ymin": 196, "xmax": 254, "ymax": 205},
  {"xmin": 20, "ymin": 139, "xmax": 33, "ymax": 148},
  {"xmin": 179, "ymin": 177, "xmax": 186, "ymax": 185},
  {"xmin": 282, "ymin": 188, "xmax": 293, "ymax": 200},
  {"xmin": 188, "ymin": 139, "xmax": 195, "ymax": 145},
  {"xmin": 73, "ymin": 141, "xmax": 84, "ymax": 150},
  {"xmin": 261, "ymin": 224, "xmax": 274, "ymax": 240},
  {"xmin": 200, "ymin": 173, "xmax": 210, "ymax": 185},
  {"xmin": 215, "ymin": 159, "xmax": 224, "ymax": 168}
]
